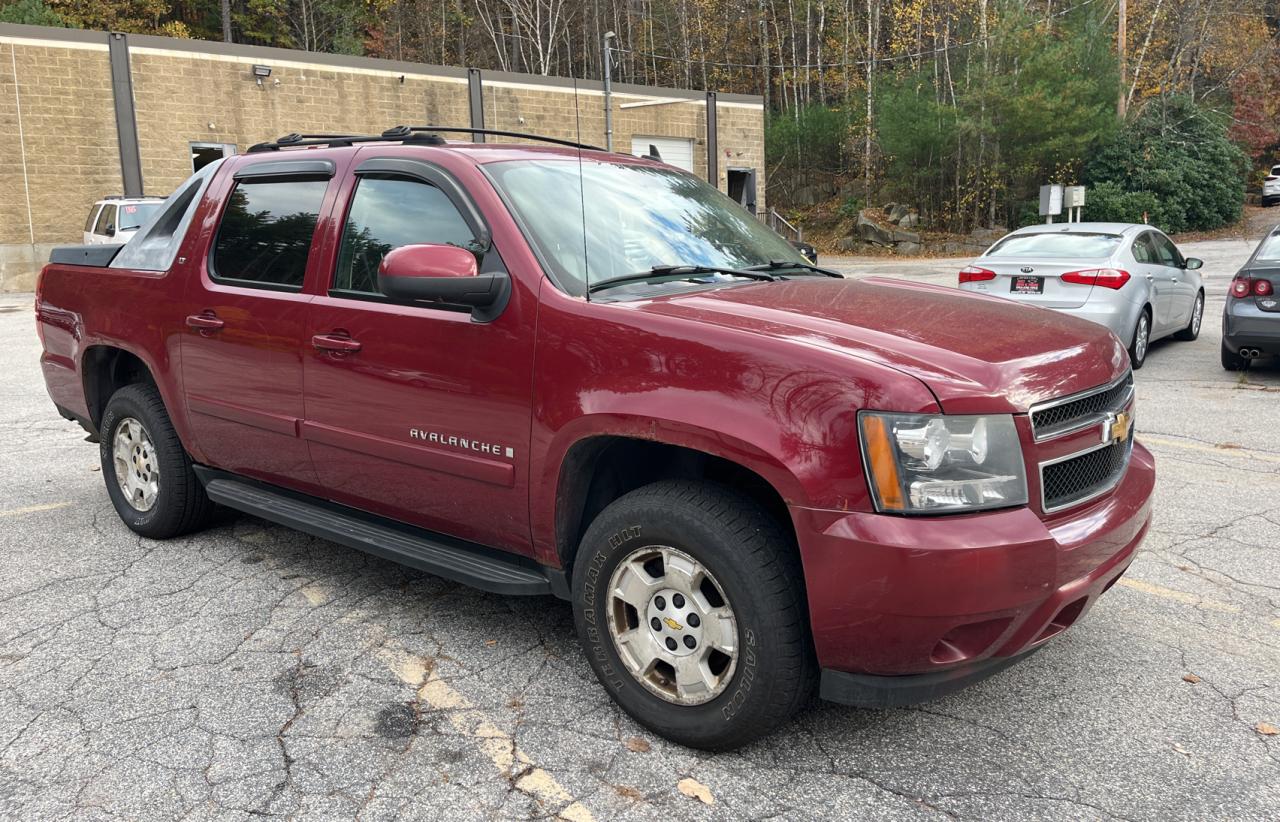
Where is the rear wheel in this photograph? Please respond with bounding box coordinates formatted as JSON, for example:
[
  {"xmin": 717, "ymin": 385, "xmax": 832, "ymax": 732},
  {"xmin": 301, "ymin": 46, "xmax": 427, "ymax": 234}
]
[
  {"xmin": 1221, "ymin": 339, "xmax": 1248, "ymax": 371},
  {"xmin": 1174, "ymin": 291, "xmax": 1204, "ymax": 341},
  {"xmin": 1128, "ymin": 309, "xmax": 1151, "ymax": 370},
  {"xmin": 572, "ymin": 480, "xmax": 815, "ymax": 750},
  {"xmin": 100, "ymin": 383, "xmax": 216, "ymax": 538}
]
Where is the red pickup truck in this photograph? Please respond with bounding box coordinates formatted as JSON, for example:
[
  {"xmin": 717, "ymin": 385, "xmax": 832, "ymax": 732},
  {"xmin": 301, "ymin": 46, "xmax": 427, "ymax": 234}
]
[{"xmin": 36, "ymin": 127, "xmax": 1154, "ymax": 750}]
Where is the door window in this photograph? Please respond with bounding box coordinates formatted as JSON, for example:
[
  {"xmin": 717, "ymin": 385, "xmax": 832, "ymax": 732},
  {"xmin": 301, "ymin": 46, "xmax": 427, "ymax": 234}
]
[
  {"xmin": 1131, "ymin": 233, "xmax": 1155, "ymax": 264},
  {"xmin": 85, "ymin": 205, "xmax": 103, "ymax": 233},
  {"xmin": 1152, "ymin": 234, "xmax": 1182, "ymax": 267},
  {"xmin": 332, "ymin": 175, "xmax": 476, "ymax": 295},
  {"xmin": 211, "ymin": 178, "xmax": 328, "ymax": 289},
  {"xmin": 94, "ymin": 204, "xmax": 116, "ymax": 236}
]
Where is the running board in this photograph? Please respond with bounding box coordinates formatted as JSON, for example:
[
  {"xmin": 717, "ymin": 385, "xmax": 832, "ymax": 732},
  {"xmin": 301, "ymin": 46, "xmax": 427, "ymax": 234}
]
[{"xmin": 196, "ymin": 469, "xmax": 562, "ymax": 597}]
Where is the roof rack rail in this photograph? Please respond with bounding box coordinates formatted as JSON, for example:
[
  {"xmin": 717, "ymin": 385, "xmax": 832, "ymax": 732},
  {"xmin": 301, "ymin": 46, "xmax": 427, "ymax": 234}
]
[
  {"xmin": 247, "ymin": 131, "xmax": 448, "ymax": 153},
  {"xmin": 387, "ymin": 126, "xmax": 605, "ymax": 152},
  {"xmin": 245, "ymin": 126, "xmax": 605, "ymax": 154}
]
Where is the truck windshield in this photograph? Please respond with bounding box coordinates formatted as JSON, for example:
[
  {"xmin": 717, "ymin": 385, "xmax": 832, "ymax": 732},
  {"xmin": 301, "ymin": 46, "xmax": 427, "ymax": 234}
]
[{"xmin": 485, "ymin": 158, "xmax": 804, "ymax": 297}]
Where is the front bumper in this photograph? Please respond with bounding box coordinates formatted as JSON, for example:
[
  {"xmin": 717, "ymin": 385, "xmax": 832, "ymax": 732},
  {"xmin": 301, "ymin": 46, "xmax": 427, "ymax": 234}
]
[{"xmin": 792, "ymin": 441, "xmax": 1155, "ymax": 706}]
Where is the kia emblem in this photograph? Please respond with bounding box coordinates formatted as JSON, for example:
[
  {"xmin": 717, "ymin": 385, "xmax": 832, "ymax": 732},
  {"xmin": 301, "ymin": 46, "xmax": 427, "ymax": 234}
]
[{"xmin": 1020, "ymin": 266, "xmax": 1034, "ymax": 273}]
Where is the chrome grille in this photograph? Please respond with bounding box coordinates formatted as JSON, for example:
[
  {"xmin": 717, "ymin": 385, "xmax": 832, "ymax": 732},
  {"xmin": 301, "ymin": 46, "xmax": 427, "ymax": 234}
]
[
  {"xmin": 1040, "ymin": 433, "xmax": 1134, "ymax": 513},
  {"xmin": 1031, "ymin": 372, "xmax": 1133, "ymax": 441}
]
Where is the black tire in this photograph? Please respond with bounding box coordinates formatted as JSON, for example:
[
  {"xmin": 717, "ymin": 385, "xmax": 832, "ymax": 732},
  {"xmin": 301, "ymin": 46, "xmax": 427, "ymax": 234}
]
[
  {"xmin": 571, "ymin": 480, "xmax": 816, "ymax": 751},
  {"xmin": 100, "ymin": 383, "xmax": 216, "ymax": 539},
  {"xmin": 1221, "ymin": 339, "xmax": 1248, "ymax": 371},
  {"xmin": 1128, "ymin": 308, "xmax": 1151, "ymax": 370},
  {"xmin": 1173, "ymin": 290, "xmax": 1204, "ymax": 341}
]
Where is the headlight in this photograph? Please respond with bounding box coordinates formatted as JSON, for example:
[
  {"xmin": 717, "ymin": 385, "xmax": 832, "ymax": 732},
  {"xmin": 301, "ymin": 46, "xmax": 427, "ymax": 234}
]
[{"xmin": 859, "ymin": 412, "xmax": 1028, "ymax": 514}]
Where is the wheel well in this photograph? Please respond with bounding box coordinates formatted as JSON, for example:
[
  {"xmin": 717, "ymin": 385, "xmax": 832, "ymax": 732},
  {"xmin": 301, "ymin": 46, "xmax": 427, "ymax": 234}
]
[
  {"xmin": 82, "ymin": 347, "xmax": 155, "ymax": 428},
  {"xmin": 555, "ymin": 437, "xmax": 794, "ymax": 571}
]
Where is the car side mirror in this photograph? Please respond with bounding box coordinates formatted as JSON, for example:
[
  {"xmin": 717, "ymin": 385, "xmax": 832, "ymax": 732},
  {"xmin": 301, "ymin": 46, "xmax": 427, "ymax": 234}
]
[
  {"xmin": 1184, "ymin": 257, "xmax": 1203, "ymax": 270},
  {"xmin": 377, "ymin": 243, "xmax": 506, "ymax": 313},
  {"xmin": 105, "ymin": 224, "xmax": 115, "ymax": 236}
]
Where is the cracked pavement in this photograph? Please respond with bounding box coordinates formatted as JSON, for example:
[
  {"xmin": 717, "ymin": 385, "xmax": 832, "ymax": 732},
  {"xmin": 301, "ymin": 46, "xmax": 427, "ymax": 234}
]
[{"xmin": 1, "ymin": 235, "xmax": 1277, "ymax": 821}]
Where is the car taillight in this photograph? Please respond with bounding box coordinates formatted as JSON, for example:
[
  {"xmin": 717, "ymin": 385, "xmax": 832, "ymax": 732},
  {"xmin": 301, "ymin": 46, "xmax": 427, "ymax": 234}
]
[
  {"xmin": 1232, "ymin": 276, "xmax": 1274, "ymax": 297},
  {"xmin": 959, "ymin": 266, "xmax": 996, "ymax": 284},
  {"xmin": 1062, "ymin": 268, "xmax": 1131, "ymax": 289}
]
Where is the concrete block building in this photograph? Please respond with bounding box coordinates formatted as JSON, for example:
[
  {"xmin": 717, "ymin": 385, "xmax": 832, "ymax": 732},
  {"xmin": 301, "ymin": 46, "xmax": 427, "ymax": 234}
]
[{"xmin": 0, "ymin": 23, "xmax": 766, "ymax": 291}]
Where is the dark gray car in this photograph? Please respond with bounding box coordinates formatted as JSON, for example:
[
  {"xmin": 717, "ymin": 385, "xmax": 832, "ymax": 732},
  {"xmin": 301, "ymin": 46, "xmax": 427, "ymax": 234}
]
[{"xmin": 1222, "ymin": 226, "xmax": 1280, "ymax": 369}]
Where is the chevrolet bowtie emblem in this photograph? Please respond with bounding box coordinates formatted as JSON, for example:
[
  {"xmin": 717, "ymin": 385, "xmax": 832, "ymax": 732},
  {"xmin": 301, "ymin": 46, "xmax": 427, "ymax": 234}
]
[
  {"xmin": 1103, "ymin": 410, "xmax": 1132, "ymax": 445},
  {"xmin": 662, "ymin": 617, "xmax": 683, "ymax": 631}
]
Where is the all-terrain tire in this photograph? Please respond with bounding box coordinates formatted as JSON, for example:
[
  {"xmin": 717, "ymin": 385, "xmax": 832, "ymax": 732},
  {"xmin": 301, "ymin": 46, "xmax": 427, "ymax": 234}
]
[
  {"xmin": 100, "ymin": 383, "xmax": 216, "ymax": 539},
  {"xmin": 571, "ymin": 480, "xmax": 816, "ymax": 750}
]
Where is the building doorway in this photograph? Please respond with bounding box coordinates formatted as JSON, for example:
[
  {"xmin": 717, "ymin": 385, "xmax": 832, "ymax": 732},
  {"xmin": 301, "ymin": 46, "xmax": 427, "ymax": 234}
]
[
  {"xmin": 727, "ymin": 168, "xmax": 757, "ymax": 214},
  {"xmin": 190, "ymin": 142, "xmax": 236, "ymax": 172}
]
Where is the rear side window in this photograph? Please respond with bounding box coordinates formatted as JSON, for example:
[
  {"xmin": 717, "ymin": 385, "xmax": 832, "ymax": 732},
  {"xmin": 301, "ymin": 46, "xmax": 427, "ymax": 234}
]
[
  {"xmin": 332, "ymin": 175, "xmax": 476, "ymax": 295},
  {"xmin": 94, "ymin": 204, "xmax": 116, "ymax": 235},
  {"xmin": 986, "ymin": 232, "xmax": 1122, "ymax": 258},
  {"xmin": 211, "ymin": 178, "xmax": 327, "ymax": 289},
  {"xmin": 85, "ymin": 205, "xmax": 102, "ymax": 233}
]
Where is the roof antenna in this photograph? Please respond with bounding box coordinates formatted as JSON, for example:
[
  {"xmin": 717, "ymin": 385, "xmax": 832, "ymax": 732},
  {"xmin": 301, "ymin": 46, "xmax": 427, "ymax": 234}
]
[
  {"xmin": 641, "ymin": 144, "xmax": 663, "ymax": 162},
  {"xmin": 573, "ymin": 75, "xmax": 592, "ymax": 302}
]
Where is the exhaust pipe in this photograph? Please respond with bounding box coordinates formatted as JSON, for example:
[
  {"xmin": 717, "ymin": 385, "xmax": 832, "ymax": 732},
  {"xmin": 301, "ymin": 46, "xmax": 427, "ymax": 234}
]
[{"xmin": 1240, "ymin": 348, "xmax": 1262, "ymax": 359}]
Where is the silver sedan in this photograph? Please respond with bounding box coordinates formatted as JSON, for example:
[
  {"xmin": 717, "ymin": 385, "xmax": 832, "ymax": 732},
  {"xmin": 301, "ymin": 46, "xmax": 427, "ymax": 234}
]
[{"xmin": 957, "ymin": 222, "xmax": 1205, "ymax": 368}]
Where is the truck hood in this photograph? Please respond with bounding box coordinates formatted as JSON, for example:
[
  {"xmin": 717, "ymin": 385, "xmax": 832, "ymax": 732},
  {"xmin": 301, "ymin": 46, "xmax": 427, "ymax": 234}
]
[{"xmin": 632, "ymin": 276, "xmax": 1128, "ymax": 414}]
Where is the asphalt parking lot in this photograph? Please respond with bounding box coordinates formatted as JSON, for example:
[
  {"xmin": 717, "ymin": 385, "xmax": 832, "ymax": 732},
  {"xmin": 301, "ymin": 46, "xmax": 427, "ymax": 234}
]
[{"xmin": 1, "ymin": 238, "xmax": 1277, "ymax": 820}]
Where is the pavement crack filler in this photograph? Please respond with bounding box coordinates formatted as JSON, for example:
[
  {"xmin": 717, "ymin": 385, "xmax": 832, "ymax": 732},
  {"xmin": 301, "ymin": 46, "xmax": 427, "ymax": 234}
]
[{"xmin": 380, "ymin": 647, "xmax": 594, "ymax": 822}]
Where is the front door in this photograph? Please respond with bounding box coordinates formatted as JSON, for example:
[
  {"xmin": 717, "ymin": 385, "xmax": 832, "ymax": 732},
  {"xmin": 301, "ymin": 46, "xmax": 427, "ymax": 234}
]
[
  {"xmin": 302, "ymin": 157, "xmax": 536, "ymax": 554},
  {"xmin": 181, "ymin": 164, "xmax": 336, "ymax": 491},
  {"xmin": 1131, "ymin": 232, "xmax": 1172, "ymax": 331},
  {"xmin": 1151, "ymin": 232, "xmax": 1193, "ymax": 329}
]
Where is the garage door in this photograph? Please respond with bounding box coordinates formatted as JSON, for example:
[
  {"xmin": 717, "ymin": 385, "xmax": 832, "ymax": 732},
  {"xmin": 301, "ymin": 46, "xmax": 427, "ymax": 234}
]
[{"xmin": 631, "ymin": 136, "xmax": 694, "ymax": 172}]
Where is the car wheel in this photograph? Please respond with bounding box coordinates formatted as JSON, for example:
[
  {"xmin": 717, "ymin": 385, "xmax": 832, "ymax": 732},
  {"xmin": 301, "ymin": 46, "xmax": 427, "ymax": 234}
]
[
  {"xmin": 1174, "ymin": 291, "xmax": 1204, "ymax": 341},
  {"xmin": 1128, "ymin": 309, "xmax": 1151, "ymax": 369},
  {"xmin": 572, "ymin": 480, "xmax": 816, "ymax": 751},
  {"xmin": 100, "ymin": 383, "xmax": 216, "ymax": 539},
  {"xmin": 1221, "ymin": 339, "xmax": 1248, "ymax": 371}
]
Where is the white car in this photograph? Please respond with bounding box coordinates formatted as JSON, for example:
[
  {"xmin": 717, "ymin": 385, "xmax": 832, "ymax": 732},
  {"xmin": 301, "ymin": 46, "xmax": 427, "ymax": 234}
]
[
  {"xmin": 83, "ymin": 196, "xmax": 164, "ymax": 245},
  {"xmin": 1263, "ymin": 165, "xmax": 1280, "ymax": 207},
  {"xmin": 958, "ymin": 222, "xmax": 1204, "ymax": 369}
]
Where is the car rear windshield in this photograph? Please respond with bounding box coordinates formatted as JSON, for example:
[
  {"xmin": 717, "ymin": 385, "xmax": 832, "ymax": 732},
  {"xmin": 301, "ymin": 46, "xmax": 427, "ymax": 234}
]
[
  {"xmin": 117, "ymin": 202, "xmax": 162, "ymax": 231},
  {"xmin": 1254, "ymin": 233, "xmax": 1280, "ymax": 262},
  {"xmin": 986, "ymin": 232, "xmax": 1123, "ymax": 259},
  {"xmin": 484, "ymin": 158, "xmax": 803, "ymax": 296}
]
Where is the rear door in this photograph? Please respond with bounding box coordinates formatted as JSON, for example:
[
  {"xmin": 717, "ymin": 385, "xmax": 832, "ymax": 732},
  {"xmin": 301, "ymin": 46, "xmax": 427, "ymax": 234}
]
[
  {"xmin": 301, "ymin": 153, "xmax": 536, "ymax": 554},
  {"xmin": 1151, "ymin": 232, "xmax": 1194, "ymax": 329},
  {"xmin": 1132, "ymin": 232, "xmax": 1174, "ymax": 331},
  {"xmin": 181, "ymin": 157, "xmax": 340, "ymax": 492}
]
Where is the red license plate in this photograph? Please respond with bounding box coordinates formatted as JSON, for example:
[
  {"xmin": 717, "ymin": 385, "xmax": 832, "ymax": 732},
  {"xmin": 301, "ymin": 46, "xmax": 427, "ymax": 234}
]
[{"xmin": 1011, "ymin": 276, "xmax": 1044, "ymax": 294}]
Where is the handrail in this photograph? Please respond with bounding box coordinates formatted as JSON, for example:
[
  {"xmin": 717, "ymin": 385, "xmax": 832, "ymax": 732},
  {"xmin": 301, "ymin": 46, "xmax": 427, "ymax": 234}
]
[{"xmin": 766, "ymin": 208, "xmax": 803, "ymax": 242}]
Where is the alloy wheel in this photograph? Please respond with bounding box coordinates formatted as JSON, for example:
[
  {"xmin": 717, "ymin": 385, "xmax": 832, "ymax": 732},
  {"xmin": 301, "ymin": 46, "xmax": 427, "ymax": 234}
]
[
  {"xmin": 605, "ymin": 545, "xmax": 739, "ymax": 706},
  {"xmin": 1135, "ymin": 315, "xmax": 1149, "ymax": 362},
  {"xmin": 112, "ymin": 417, "xmax": 160, "ymax": 512},
  {"xmin": 1192, "ymin": 294, "xmax": 1203, "ymax": 335}
]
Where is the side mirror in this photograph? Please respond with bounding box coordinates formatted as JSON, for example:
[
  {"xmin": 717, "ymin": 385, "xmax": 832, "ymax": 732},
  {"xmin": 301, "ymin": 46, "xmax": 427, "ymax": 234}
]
[
  {"xmin": 104, "ymin": 224, "xmax": 115, "ymax": 236},
  {"xmin": 1184, "ymin": 257, "xmax": 1203, "ymax": 270},
  {"xmin": 377, "ymin": 243, "xmax": 504, "ymax": 310}
]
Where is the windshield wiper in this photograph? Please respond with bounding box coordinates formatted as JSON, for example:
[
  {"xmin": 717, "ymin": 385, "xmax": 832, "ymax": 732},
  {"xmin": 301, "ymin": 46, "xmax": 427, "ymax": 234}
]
[
  {"xmin": 744, "ymin": 260, "xmax": 843, "ymax": 278},
  {"xmin": 587, "ymin": 264, "xmax": 777, "ymax": 295}
]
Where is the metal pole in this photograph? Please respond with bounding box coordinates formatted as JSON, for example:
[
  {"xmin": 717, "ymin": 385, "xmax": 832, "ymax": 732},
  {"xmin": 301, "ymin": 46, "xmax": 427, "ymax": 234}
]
[
  {"xmin": 467, "ymin": 68, "xmax": 485, "ymax": 143},
  {"xmin": 602, "ymin": 31, "xmax": 616, "ymax": 152},
  {"xmin": 108, "ymin": 32, "xmax": 144, "ymax": 197},
  {"xmin": 706, "ymin": 91, "xmax": 718, "ymax": 190}
]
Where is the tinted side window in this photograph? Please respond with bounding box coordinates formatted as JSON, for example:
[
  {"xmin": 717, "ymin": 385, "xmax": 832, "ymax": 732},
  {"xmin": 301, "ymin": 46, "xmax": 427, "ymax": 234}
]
[
  {"xmin": 1131, "ymin": 234, "xmax": 1154, "ymax": 264},
  {"xmin": 85, "ymin": 205, "xmax": 102, "ymax": 233},
  {"xmin": 1153, "ymin": 234, "xmax": 1181, "ymax": 267},
  {"xmin": 333, "ymin": 175, "xmax": 476, "ymax": 294},
  {"xmin": 94, "ymin": 204, "xmax": 116, "ymax": 235},
  {"xmin": 211, "ymin": 178, "xmax": 327, "ymax": 289}
]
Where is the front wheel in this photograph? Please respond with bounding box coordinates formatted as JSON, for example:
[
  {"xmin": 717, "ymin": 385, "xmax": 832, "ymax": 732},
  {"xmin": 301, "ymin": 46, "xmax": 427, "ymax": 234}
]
[
  {"xmin": 572, "ymin": 480, "xmax": 816, "ymax": 750},
  {"xmin": 1174, "ymin": 291, "xmax": 1204, "ymax": 341},
  {"xmin": 1128, "ymin": 310, "xmax": 1151, "ymax": 369},
  {"xmin": 100, "ymin": 383, "xmax": 216, "ymax": 538}
]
